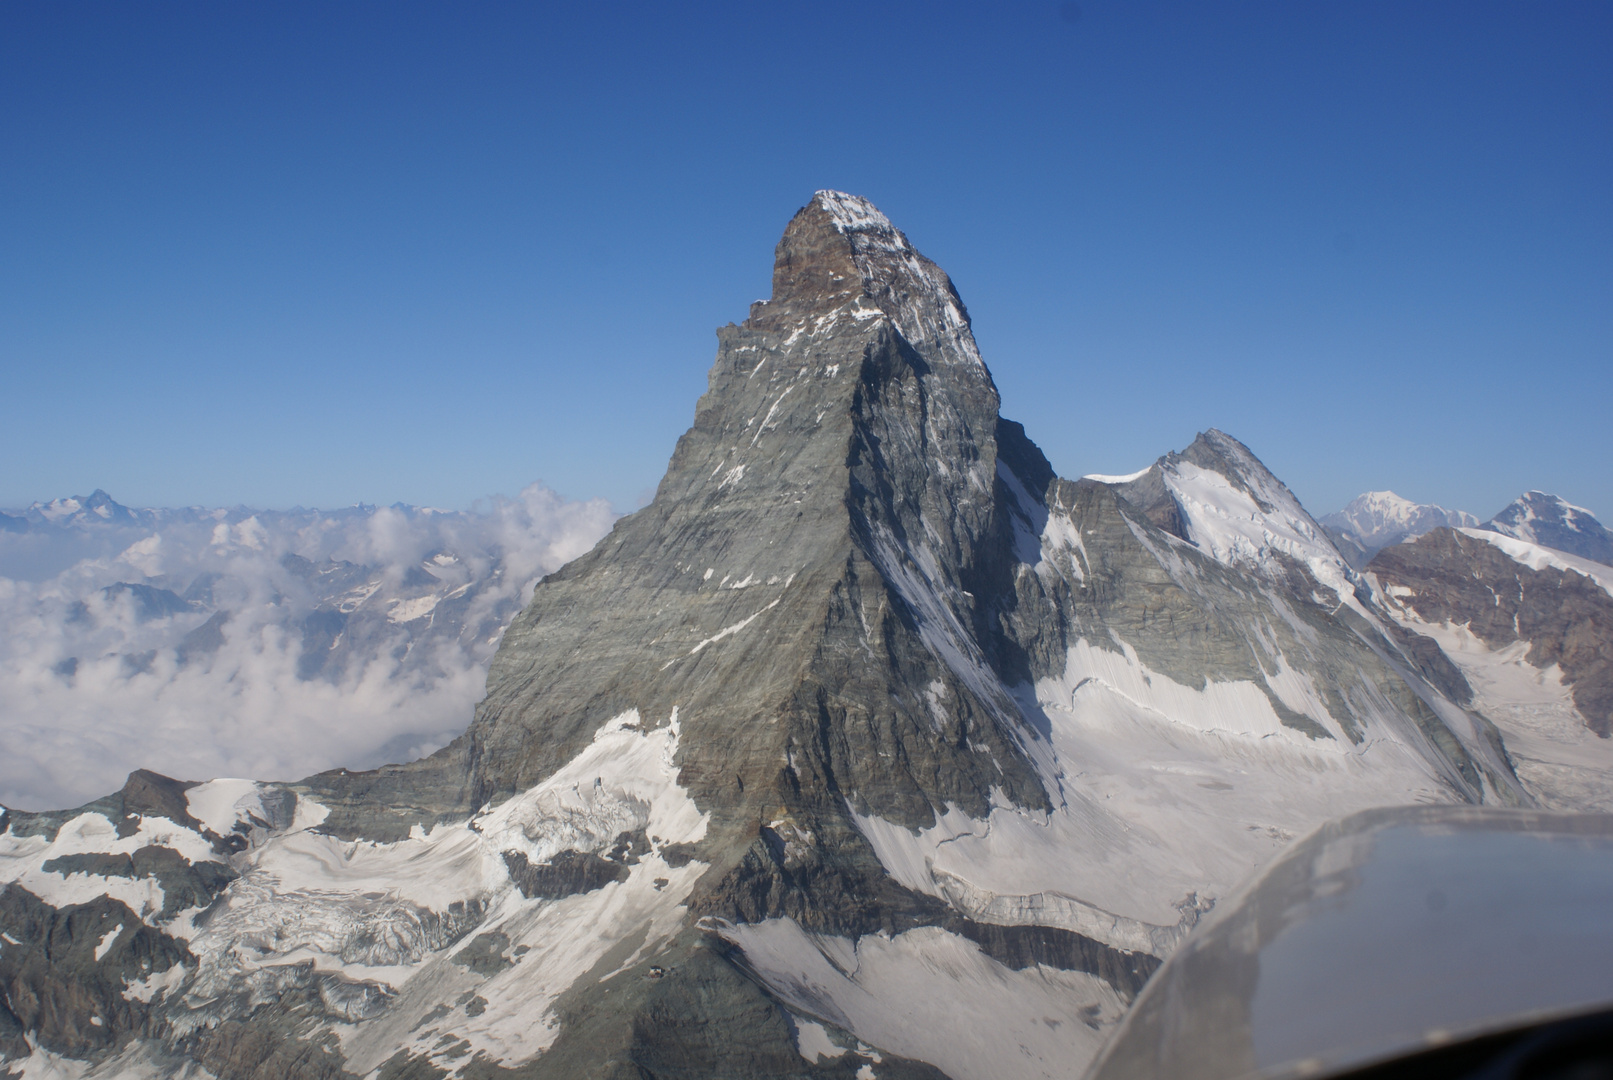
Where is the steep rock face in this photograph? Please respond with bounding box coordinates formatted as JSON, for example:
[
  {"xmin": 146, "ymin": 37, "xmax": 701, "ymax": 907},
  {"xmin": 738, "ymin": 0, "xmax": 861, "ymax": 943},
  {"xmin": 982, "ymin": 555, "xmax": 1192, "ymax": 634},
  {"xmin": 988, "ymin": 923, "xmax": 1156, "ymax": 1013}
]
[
  {"xmin": 0, "ymin": 193, "xmax": 1538, "ymax": 1080},
  {"xmin": 467, "ymin": 190, "xmax": 1045, "ymax": 837},
  {"xmin": 1369, "ymin": 527, "xmax": 1613, "ymax": 811},
  {"xmin": 1482, "ymin": 490, "xmax": 1613, "ymax": 565}
]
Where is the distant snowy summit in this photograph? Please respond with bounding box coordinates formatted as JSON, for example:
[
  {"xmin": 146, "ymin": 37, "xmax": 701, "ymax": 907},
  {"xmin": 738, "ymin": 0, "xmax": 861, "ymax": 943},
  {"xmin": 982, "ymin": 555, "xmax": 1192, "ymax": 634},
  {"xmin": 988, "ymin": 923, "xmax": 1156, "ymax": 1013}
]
[
  {"xmin": 1483, "ymin": 490, "xmax": 1613, "ymax": 565},
  {"xmin": 1319, "ymin": 491, "xmax": 1478, "ymax": 568},
  {"xmin": 23, "ymin": 487, "xmax": 152, "ymax": 528},
  {"xmin": 1321, "ymin": 489, "xmax": 1611, "ymax": 569},
  {"xmin": 0, "ymin": 488, "xmax": 154, "ymax": 532},
  {"xmin": 1321, "ymin": 490, "xmax": 1479, "ymax": 549}
]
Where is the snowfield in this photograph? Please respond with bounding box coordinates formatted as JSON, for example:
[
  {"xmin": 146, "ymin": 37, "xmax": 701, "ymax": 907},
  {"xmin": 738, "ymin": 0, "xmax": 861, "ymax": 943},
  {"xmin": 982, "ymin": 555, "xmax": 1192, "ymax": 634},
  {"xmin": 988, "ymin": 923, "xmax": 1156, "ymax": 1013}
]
[{"xmin": 0, "ymin": 710, "xmax": 710, "ymax": 1078}]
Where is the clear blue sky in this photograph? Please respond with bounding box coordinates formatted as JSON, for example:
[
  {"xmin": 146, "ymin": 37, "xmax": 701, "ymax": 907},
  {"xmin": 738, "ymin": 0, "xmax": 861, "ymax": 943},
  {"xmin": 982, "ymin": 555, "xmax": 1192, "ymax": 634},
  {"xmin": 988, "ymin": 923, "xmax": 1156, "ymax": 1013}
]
[{"xmin": 3, "ymin": 2, "xmax": 1608, "ymax": 521}]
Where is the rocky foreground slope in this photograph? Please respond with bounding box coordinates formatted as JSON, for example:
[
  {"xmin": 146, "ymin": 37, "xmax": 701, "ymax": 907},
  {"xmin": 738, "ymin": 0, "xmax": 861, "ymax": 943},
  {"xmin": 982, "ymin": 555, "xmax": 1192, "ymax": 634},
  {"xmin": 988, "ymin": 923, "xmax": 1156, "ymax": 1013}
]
[
  {"xmin": 1367, "ymin": 526, "xmax": 1613, "ymax": 812},
  {"xmin": 0, "ymin": 193, "xmax": 1576, "ymax": 1080}
]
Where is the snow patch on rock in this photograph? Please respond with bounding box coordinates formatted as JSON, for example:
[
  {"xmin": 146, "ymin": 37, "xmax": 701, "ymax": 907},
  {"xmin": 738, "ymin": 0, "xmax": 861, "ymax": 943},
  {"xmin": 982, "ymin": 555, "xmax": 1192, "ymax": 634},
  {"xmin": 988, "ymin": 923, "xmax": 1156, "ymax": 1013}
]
[
  {"xmin": 1460, "ymin": 528, "xmax": 1613, "ymax": 598},
  {"xmin": 0, "ymin": 812, "xmax": 218, "ymax": 923},
  {"xmin": 713, "ymin": 917, "xmax": 1125, "ymax": 1080},
  {"xmin": 851, "ymin": 636, "xmax": 1452, "ymax": 935},
  {"xmin": 124, "ymin": 962, "xmax": 189, "ymax": 1005},
  {"xmin": 1081, "ymin": 468, "xmax": 1150, "ymax": 484},
  {"xmin": 2, "ymin": 1039, "xmax": 215, "ymax": 1079},
  {"xmin": 318, "ymin": 709, "xmax": 710, "ymax": 1074}
]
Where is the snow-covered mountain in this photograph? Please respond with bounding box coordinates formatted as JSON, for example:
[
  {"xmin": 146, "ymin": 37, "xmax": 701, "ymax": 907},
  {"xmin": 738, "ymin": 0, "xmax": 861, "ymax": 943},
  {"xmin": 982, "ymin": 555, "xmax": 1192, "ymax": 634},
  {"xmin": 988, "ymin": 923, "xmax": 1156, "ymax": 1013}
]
[
  {"xmin": 1319, "ymin": 491, "xmax": 1478, "ymax": 568},
  {"xmin": 23, "ymin": 489, "xmax": 154, "ymax": 529},
  {"xmin": 1481, "ymin": 490, "xmax": 1613, "ymax": 565},
  {"xmin": 0, "ymin": 192, "xmax": 1585, "ymax": 1080},
  {"xmin": 1321, "ymin": 489, "xmax": 1612, "ymax": 572},
  {"xmin": 1091, "ymin": 429, "xmax": 1359, "ymax": 604}
]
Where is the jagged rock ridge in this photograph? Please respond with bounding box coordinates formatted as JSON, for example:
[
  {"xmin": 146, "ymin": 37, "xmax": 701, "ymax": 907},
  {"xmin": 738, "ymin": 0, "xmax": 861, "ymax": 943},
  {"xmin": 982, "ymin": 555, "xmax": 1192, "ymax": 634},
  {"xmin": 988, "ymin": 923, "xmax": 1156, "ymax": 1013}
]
[{"xmin": 0, "ymin": 192, "xmax": 1549, "ymax": 1080}]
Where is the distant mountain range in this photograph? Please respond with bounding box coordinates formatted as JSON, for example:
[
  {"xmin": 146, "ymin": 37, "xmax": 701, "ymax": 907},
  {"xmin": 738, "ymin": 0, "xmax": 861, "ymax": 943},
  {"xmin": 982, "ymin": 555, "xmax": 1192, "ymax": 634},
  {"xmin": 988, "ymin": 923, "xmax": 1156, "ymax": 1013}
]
[
  {"xmin": 21, "ymin": 488, "xmax": 161, "ymax": 529},
  {"xmin": 1321, "ymin": 489, "xmax": 1611, "ymax": 569},
  {"xmin": 2, "ymin": 489, "xmax": 526, "ymax": 685},
  {"xmin": 0, "ymin": 485, "xmax": 616, "ymax": 811}
]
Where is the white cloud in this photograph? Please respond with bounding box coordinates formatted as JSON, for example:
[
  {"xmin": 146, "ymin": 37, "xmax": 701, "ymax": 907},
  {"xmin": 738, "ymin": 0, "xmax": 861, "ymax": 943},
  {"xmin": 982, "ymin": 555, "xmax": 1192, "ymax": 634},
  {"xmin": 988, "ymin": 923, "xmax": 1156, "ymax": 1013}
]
[{"xmin": 0, "ymin": 484, "xmax": 616, "ymax": 811}]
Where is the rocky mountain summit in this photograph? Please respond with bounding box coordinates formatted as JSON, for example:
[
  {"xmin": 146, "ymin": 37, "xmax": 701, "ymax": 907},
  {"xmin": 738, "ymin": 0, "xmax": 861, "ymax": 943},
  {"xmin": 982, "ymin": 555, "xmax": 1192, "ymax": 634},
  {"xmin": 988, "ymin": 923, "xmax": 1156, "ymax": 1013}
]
[
  {"xmin": 0, "ymin": 193, "xmax": 1581, "ymax": 1080},
  {"xmin": 1482, "ymin": 490, "xmax": 1613, "ymax": 565}
]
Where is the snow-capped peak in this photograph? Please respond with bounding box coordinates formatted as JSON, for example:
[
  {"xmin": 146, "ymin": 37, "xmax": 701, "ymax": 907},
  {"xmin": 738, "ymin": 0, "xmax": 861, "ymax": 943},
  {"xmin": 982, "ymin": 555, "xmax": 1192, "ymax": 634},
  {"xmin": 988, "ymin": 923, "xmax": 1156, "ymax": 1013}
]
[
  {"xmin": 1089, "ymin": 430, "xmax": 1356, "ymax": 605},
  {"xmin": 1160, "ymin": 430, "xmax": 1355, "ymax": 601},
  {"xmin": 814, "ymin": 189, "xmax": 898, "ymax": 237},
  {"xmin": 1319, "ymin": 491, "xmax": 1478, "ymax": 550},
  {"xmin": 1483, "ymin": 491, "xmax": 1613, "ymax": 565}
]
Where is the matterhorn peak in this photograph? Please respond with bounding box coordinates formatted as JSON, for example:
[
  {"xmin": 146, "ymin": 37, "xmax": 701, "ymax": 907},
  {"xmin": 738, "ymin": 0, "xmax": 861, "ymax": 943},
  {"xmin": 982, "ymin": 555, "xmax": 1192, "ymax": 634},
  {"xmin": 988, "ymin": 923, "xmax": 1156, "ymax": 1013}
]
[
  {"xmin": 812, "ymin": 188, "xmax": 892, "ymax": 228},
  {"xmin": 759, "ymin": 191, "xmax": 986, "ymax": 373}
]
